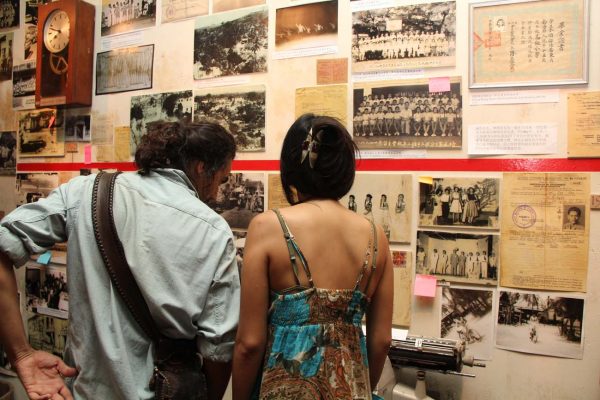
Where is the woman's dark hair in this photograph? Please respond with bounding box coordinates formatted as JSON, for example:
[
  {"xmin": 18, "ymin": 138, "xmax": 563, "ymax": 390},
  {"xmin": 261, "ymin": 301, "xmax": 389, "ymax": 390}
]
[
  {"xmin": 280, "ymin": 113, "xmax": 358, "ymax": 204},
  {"xmin": 135, "ymin": 120, "xmax": 236, "ymax": 177}
]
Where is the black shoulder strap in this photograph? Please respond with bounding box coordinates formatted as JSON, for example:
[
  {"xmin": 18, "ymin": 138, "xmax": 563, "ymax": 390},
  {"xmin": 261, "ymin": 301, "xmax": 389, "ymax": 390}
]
[{"xmin": 92, "ymin": 171, "xmax": 161, "ymax": 343}]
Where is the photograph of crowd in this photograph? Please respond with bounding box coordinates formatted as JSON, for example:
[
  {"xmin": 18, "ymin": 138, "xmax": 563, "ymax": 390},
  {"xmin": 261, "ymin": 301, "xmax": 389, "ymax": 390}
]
[
  {"xmin": 27, "ymin": 314, "xmax": 68, "ymax": 357},
  {"xmin": 15, "ymin": 172, "xmax": 59, "ymax": 207},
  {"xmin": 419, "ymin": 177, "xmax": 500, "ymax": 228},
  {"xmin": 0, "ymin": 0, "xmax": 19, "ymax": 29},
  {"xmin": 193, "ymin": 6, "xmax": 267, "ymax": 80},
  {"xmin": 130, "ymin": 90, "xmax": 192, "ymax": 153},
  {"xmin": 340, "ymin": 173, "xmax": 412, "ymax": 243},
  {"xmin": 275, "ymin": 0, "xmax": 337, "ymax": 52},
  {"xmin": 497, "ymin": 290, "xmax": 584, "ymax": 359},
  {"xmin": 352, "ymin": 1, "xmax": 455, "ymax": 73},
  {"xmin": 194, "ymin": 85, "xmax": 265, "ymax": 152},
  {"xmin": 101, "ymin": 0, "xmax": 156, "ymax": 37},
  {"xmin": 0, "ymin": 131, "xmax": 16, "ymax": 175},
  {"xmin": 0, "ymin": 32, "xmax": 13, "ymax": 81},
  {"xmin": 18, "ymin": 108, "xmax": 65, "ymax": 157},
  {"xmin": 213, "ymin": 0, "xmax": 264, "ymax": 14},
  {"xmin": 25, "ymin": 264, "xmax": 69, "ymax": 318},
  {"xmin": 96, "ymin": 45, "xmax": 154, "ymax": 95},
  {"xmin": 12, "ymin": 61, "xmax": 35, "ymax": 109},
  {"xmin": 214, "ymin": 172, "xmax": 265, "ymax": 230},
  {"xmin": 441, "ymin": 287, "xmax": 494, "ymax": 360},
  {"xmin": 416, "ymin": 230, "xmax": 499, "ymax": 285},
  {"xmin": 64, "ymin": 113, "xmax": 91, "ymax": 142},
  {"xmin": 353, "ymin": 77, "xmax": 462, "ymax": 149}
]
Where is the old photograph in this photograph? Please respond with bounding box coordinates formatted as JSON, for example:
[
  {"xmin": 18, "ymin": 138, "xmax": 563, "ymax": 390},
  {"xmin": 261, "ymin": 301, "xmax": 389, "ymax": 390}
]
[
  {"xmin": 275, "ymin": 0, "xmax": 338, "ymax": 51},
  {"xmin": 194, "ymin": 85, "xmax": 265, "ymax": 152},
  {"xmin": 101, "ymin": 0, "xmax": 156, "ymax": 37},
  {"xmin": 213, "ymin": 0, "xmax": 264, "ymax": 14},
  {"xmin": 352, "ymin": 1, "xmax": 456, "ymax": 73},
  {"xmin": 17, "ymin": 108, "xmax": 65, "ymax": 158},
  {"xmin": 0, "ymin": 131, "xmax": 16, "ymax": 175},
  {"xmin": 214, "ymin": 172, "xmax": 265, "ymax": 230},
  {"xmin": 416, "ymin": 230, "xmax": 499, "ymax": 285},
  {"xmin": 353, "ymin": 77, "xmax": 462, "ymax": 149},
  {"xmin": 441, "ymin": 286, "xmax": 494, "ymax": 360},
  {"xmin": 497, "ymin": 290, "xmax": 584, "ymax": 359},
  {"xmin": 27, "ymin": 314, "xmax": 68, "ymax": 357},
  {"xmin": 96, "ymin": 44, "xmax": 154, "ymax": 95},
  {"xmin": 340, "ymin": 173, "xmax": 412, "ymax": 243},
  {"xmin": 12, "ymin": 61, "xmax": 36, "ymax": 109},
  {"xmin": 193, "ymin": 6, "xmax": 267, "ymax": 80},
  {"xmin": 419, "ymin": 177, "xmax": 500, "ymax": 229},
  {"xmin": 25, "ymin": 263, "xmax": 42, "ymax": 312},
  {"xmin": 37, "ymin": 265, "xmax": 69, "ymax": 318},
  {"xmin": 130, "ymin": 90, "xmax": 193, "ymax": 154},
  {"xmin": 562, "ymin": 204, "xmax": 585, "ymax": 231},
  {"xmin": 233, "ymin": 230, "xmax": 246, "ymax": 271},
  {"xmin": 16, "ymin": 172, "xmax": 59, "ymax": 207},
  {"xmin": 0, "ymin": 0, "xmax": 19, "ymax": 29},
  {"xmin": 64, "ymin": 113, "xmax": 91, "ymax": 142},
  {"xmin": 24, "ymin": 0, "xmax": 49, "ymax": 59},
  {"xmin": 0, "ymin": 32, "xmax": 13, "ymax": 81}
]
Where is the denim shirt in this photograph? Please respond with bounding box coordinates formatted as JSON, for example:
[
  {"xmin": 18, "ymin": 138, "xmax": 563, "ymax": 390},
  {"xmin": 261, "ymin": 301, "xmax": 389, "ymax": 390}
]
[{"xmin": 0, "ymin": 169, "xmax": 240, "ymax": 399}]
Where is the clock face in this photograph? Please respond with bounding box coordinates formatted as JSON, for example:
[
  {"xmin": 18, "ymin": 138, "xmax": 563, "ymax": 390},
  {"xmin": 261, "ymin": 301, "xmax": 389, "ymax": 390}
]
[{"xmin": 43, "ymin": 10, "xmax": 70, "ymax": 54}]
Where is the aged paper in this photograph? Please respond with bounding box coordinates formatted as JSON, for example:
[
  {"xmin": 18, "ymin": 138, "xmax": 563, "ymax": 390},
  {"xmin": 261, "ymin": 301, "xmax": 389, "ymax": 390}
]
[
  {"xmin": 391, "ymin": 250, "xmax": 412, "ymax": 327},
  {"xmin": 162, "ymin": 0, "xmax": 207, "ymax": 23},
  {"xmin": 114, "ymin": 126, "xmax": 131, "ymax": 162},
  {"xmin": 567, "ymin": 92, "xmax": 600, "ymax": 158},
  {"xmin": 316, "ymin": 58, "xmax": 348, "ymax": 85},
  {"xmin": 295, "ymin": 85, "xmax": 347, "ymax": 124},
  {"xmin": 468, "ymin": 123, "xmax": 558, "ymax": 155},
  {"xmin": 90, "ymin": 114, "xmax": 114, "ymax": 145},
  {"xmin": 500, "ymin": 173, "xmax": 590, "ymax": 292},
  {"xmin": 267, "ymin": 173, "xmax": 290, "ymax": 210},
  {"xmin": 95, "ymin": 145, "xmax": 114, "ymax": 162},
  {"xmin": 471, "ymin": 0, "xmax": 587, "ymax": 87}
]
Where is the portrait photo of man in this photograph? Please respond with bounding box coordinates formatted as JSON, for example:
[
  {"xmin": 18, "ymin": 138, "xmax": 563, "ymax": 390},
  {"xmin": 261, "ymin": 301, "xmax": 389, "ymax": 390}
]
[{"xmin": 563, "ymin": 205, "xmax": 584, "ymax": 231}]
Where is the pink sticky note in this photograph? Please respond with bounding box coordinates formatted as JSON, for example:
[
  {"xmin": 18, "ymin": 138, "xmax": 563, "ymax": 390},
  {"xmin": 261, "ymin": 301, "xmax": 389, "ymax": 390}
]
[
  {"xmin": 84, "ymin": 145, "xmax": 92, "ymax": 164},
  {"xmin": 414, "ymin": 274, "xmax": 437, "ymax": 297},
  {"xmin": 429, "ymin": 77, "xmax": 451, "ymax": 93}
]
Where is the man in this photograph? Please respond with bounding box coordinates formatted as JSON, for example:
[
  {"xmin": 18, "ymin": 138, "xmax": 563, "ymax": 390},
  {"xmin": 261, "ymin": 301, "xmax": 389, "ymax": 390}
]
[
  {"xmin": 449, "ymin": 248, "xmax": 459, "ymax": 276},
  {"xmin": 563, "ymin": 206, "xmax": 584, "ymax": 230},
  {"xmin": 438, "ymin": 249, "xmax": 449, "ymax": 275},
  {"xmin": 430, "ymin": 248, "xmax": 439, "ymax": 275},
  {"xmin": 0, "ymin": 121, "xmax": 240, "ymax": 399}
]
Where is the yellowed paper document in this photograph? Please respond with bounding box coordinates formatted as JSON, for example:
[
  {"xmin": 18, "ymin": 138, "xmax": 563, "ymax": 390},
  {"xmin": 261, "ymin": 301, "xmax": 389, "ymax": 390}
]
[
  {"xmin": 567, "ymin": 92, "xmax": 600, "ymax": 158},
  {"xmin": 295, "ymin": 85, "xmax": 347, "ymax": 125},
  {"xmin": 391, "ymin": 250, "xmax": 412, "ymax": 327},
  {"xmin": 267, "ymin": 173, "xmax": 290, "ymax": 210},
  {"xmin": 316, "ymin": 58, "xmax": 348, "ymax": 85},
  {"xmin": 95, "ymin": 145, "xmax": 114, "ymax": 162},
  {"xmin": 500, "ymin": 173, "xmax": 590, "ymax": 292},
  {"xmin": 114, "ymin": 126, "xmax": 131, "ymax": 162}
]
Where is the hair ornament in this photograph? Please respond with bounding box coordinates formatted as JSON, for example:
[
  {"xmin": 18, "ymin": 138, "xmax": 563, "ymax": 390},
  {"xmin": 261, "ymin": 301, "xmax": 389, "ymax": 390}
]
[{"xmin": 300, "ymin": 127, "xmax": 323, "ymax": 168}]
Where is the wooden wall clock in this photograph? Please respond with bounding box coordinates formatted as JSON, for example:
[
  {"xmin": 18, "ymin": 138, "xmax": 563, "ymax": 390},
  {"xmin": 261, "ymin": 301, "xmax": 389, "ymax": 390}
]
[{"xmin": 35, "ymin": 0, "xmax": 95, "ymax": 108}]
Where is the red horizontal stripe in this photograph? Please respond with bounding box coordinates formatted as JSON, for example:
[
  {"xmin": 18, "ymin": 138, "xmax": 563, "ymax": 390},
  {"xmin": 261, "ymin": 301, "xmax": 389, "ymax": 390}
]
[{"xmin": 15, "ymin": 158, "xmax": 600, "ymax": 173}]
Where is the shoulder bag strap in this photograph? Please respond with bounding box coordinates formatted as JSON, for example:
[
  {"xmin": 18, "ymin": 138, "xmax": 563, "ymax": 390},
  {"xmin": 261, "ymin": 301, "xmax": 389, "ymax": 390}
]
[{"xmin": 92, "ymin": 171, "xmax": 161, "ymax": 343}]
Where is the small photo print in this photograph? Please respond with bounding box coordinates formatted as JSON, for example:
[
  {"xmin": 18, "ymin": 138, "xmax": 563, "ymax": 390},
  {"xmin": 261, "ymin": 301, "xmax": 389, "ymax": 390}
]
[
  {"xmin": 214, "ymin": 172, "xmax": 265, "ymax": 230},
  {"xmin": 0, "ymin": 0, "xmax": 19, "ymax": 29},
  {"xmin": 101, "ymin": 0, "xmax": 156, "ymax": 37},
  {"xmin": 64, "ymin": 113, "xmax": 91, "ymax": 142},
  {"xmin": 562, "ymin": 204, "xmax": 585, "ymax": 231},
  {"xmin": 275, "ymin": 0, "xmax": 338, "ymax": 52},
  {"xmin": 0, "ymin": 32, "xmax": 14, "ymax": 81},
  {"xmin": 0, "ymin": 131, "xmax": 16, "ymax": 175}
]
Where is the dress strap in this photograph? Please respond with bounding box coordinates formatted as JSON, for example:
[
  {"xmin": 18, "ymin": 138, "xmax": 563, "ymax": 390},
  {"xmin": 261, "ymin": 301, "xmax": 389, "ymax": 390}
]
[
  {"xmin": 273, "ymin": 209, "xmax": 315, "ymax": 289},
  {"xmin": 355, "ymin": 219, "xmax": 379, "ymax": 294}
]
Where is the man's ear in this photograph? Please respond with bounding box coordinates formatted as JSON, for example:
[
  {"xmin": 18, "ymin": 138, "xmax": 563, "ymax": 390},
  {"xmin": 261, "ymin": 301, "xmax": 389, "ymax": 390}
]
[{"xmin": 194, "ymin": 160, "xmax": 205, "ymax": 176}]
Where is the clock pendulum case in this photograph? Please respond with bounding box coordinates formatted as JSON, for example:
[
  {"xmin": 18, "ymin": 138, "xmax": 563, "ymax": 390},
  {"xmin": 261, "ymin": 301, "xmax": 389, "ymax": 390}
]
[{"xmin": 36, "ymin": 0, "xmax": 95, "ymax": 108}]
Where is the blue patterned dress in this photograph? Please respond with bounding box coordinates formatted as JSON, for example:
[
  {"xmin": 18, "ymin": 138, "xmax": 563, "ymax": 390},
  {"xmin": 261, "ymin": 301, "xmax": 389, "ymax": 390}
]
[{"xmin": 254, "ymin": 210, "xmax": 378, "ymax": 399}]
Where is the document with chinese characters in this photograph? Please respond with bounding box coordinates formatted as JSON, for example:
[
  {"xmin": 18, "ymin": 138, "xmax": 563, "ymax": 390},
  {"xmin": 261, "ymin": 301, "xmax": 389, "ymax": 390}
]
[
  {"xmin": 468, "ymin": 123, "xmax": 557, "ymax": 155},
  {"xmin": 567, "ymin": 91, "xmax": 600, "ymax": 158}
]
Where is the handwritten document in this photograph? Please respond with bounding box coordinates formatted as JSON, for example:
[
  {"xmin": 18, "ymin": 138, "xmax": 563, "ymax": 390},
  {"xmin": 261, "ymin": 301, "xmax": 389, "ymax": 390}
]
[
  {"xmin": 295, "ymin": 85, "xmax": 347, "ymax": 124},
  {"xmin": 316, "ymin": 58, "xmax": 348, "ymax": 85},
  {"xmin": 567, "ymin": 92, "xmax": 600, "ymax": 158}
]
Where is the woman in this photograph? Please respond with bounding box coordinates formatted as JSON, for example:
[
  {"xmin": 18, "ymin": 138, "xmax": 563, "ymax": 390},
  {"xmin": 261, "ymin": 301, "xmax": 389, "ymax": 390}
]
[{"xmin": 233, "ymin": 114, "xmax": 393, "ymax": 399}]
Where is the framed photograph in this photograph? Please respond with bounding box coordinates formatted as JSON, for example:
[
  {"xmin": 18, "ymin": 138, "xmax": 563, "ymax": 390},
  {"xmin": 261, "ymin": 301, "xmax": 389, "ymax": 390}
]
[
  {"xmin": 416, "ymin": 230, "xmax": 499, "ymax": 285},
  {"xmin": 96, "ymin": 45, "xmax": 154, "ymax": 95},
  {"xmin": 352, "ymin": 1, "xmax": 456, "ymax": 73},
  {"xmin": 353, "ymin": 77, "xmax": 462, "ymax": 150},
  {"xmin": 101, "ymin": 0, "xmax": 156, "ymax": 37},
  {"xmin": 418, "ymin": 177, "xmax": 500, "ymax": 229},
  {"xmin": 215, "ymin": 172, "xmax": 265, "ymax": 230},
  {"xmin": 469, "ymin": 0, "xmax": 589, "ymax": 89}
]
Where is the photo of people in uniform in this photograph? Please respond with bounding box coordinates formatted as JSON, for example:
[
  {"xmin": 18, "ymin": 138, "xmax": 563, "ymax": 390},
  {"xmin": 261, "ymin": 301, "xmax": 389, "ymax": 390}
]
[
  {"xmin": 214, "ymin": 172, "xmax": 265, "ymax": 230},
  {"xmin": 352, "ymin": 1, "xmax": 456, "ymax": 73},
  {"xmin": 353, "ymin": 77, "xmax": 462, "ymax": 149},
  {"xmin": 0, "ymin": 0, "xmax": 19, "ymax": 29},
  {"xmin": 275, "ymin": 0, "xmax": 337, "ymax": 51},
  {"xmin": 419, "ymin": 177, "xmax": 500, "ymax": 228},
  {"xmin": 416, "ymin": 230, "xmax": 499, "ymax": 284},
  {"xmin": 0, "ymin": 32, "xmax": 13, "ymax": 82},
  {"xmin": 101, "ymin": 0, "xmax": 156, "ymax": 36}
]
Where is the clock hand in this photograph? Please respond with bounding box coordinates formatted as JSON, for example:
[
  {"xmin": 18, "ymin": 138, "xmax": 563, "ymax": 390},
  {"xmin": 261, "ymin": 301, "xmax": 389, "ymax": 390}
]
[{"xmin": 49, "ymin": 27, "xmax": 62, "ymax": 33}]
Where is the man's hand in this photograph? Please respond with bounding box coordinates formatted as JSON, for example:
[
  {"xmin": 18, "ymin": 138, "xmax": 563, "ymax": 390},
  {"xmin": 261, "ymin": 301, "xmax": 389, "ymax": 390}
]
[{"xmin": 13, "ymin": 350, "xmax": 77, "ymax": 400}]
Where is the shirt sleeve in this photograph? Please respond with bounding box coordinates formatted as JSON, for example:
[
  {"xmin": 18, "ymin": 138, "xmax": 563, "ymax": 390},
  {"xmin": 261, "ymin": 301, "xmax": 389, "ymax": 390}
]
[
  {"xmin": 195, "ymin": 234, "xmax": 240, "ymax": 363},
  {"xmin": 0, "ymin": 185, "xmax": 70, "ymax": 267}
]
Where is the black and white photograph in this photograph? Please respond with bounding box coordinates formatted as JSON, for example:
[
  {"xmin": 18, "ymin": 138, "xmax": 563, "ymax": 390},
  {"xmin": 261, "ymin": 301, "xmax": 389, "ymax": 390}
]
[
  {"xmin": 213, "ymin": 0, "xmax": 264, "ymax": 14},
  {"xmin": 351, "ymin": 1, "xmax": 455, "ymax": 73},
  {"xmin": 233, "ymin": 230, "xmax": 246, "ymax": 271},
  {"xmin": 18, "ymin": 108, "xmax": 65, "ymax": 158},
  {"xmin": 36, "ymin": 265, "xmax": 69, "ymax": 318},
  {"xmin": 0, "ymin": 131, "xmax": 16, "ymax": 175},
  {"xmin": 419, "ymin": 177, "xmax": 500, "ymax": 229},
  {"xmin": 15, "ymin": 172, "xmax": 59, "ymax": 207},
  {"xmin": 193, "ymin": 6, "xmax": 267, "ymax": 80},
  {"xmin": 64, "ymin": 112, "xmax": 91, "ymax": 142},
  {"xmin": 96, "ymin": 44, "xmax": 154, "ymax": 95},
  {"xmin": 12, "ymin": 61, "xmax": 36, "ymax": 109},
  {"xmin": 0, "ymin": 31, "xmax": 13, "ymax": 81},
  {"xmin": 441, "ymin": 286, "xmax": 494, "ymax": 360},
  {"xmin": 275, "ymin": 0, "xmax": 338, "ymax": 52},
  {"xmin": 24, "ymin": 0, "xmax": 49, "ymax": 59},
  {"xmin": 416, "ymin": 230, "xmax": 499, "ymax": 285},
  {"xmin": 193, "ymin": 85, "xmax": 265, "ymax": 152},
  {"xmin": 214, "ymin": 172, "xmax": 265, "ymax": 230},
  {"xmin": 497, "ymin": 290, "xmax": 584, "ymax": 359},
  {"xmin": 130, "ymin": 90, "xmax": 192, "ymax": 154},
  {"xmin": 25, "ymin": 263, "xmax": 42, "ymax": 312},
  {"xmin": 0, "ymin": 0, "xmax": 19, "ymax": 29},
  {"xmin": 353, "ymin": 77, "xmax": 462, "ymax": 149},
  {"xmin": 27, "ymin": 314, "xmax": 68, "ymax": 357},
  {"xmin": 562, "ymin": 204, "xmax": 585, "ymax": 231},
  {"xmin": 101, "ymin": 0, "xmax": 156, "ymax": 37},
  {"xmin": 340, "ymin": 173, "xmax": 412, "ymax": 243}
]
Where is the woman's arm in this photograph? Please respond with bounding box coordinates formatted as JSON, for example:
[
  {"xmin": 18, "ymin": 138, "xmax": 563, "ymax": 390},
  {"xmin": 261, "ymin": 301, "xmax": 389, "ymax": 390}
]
[
  {"xmin": 232, "ymin": 213, "xmax": 272, "ymax": 400},
  {"xmin": 366, "ymin": 226, "xmax": 393, "ymax": 390}
]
